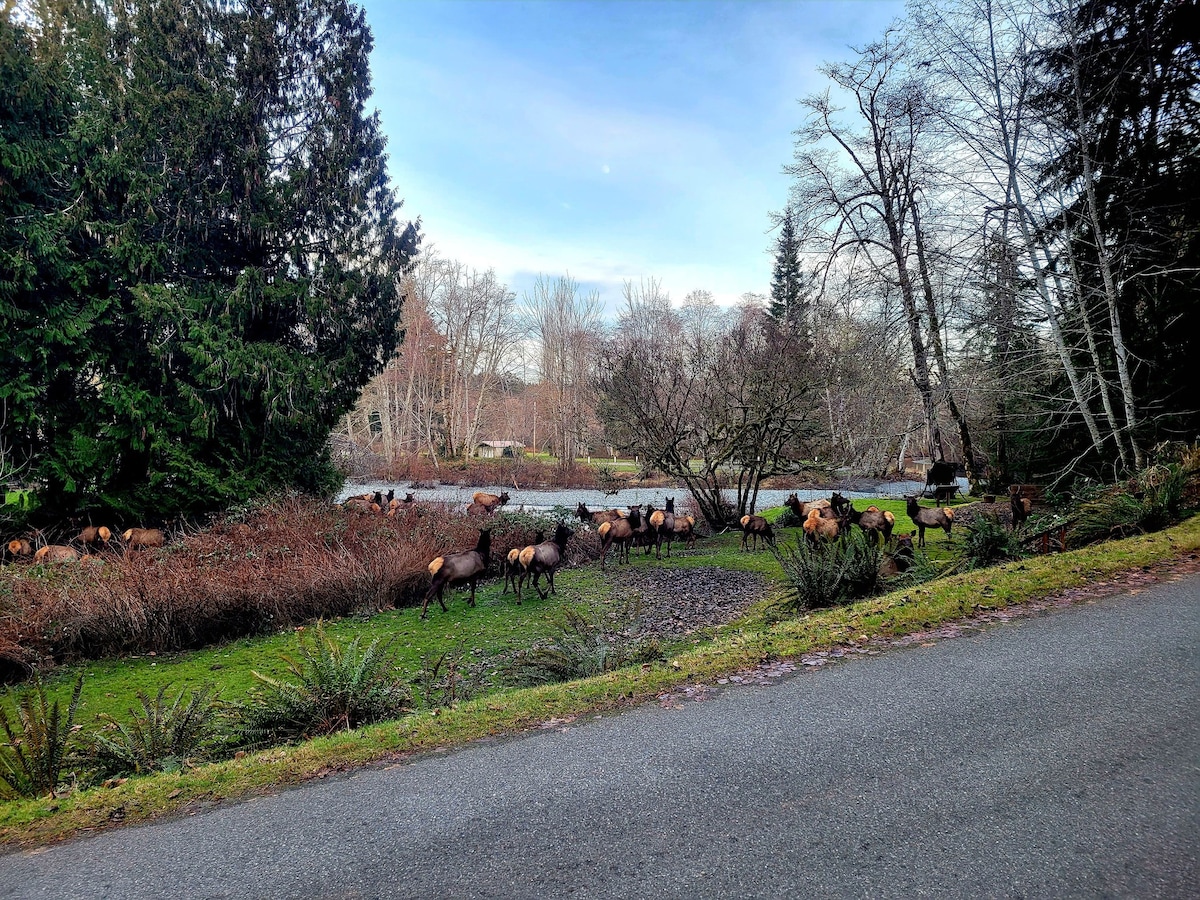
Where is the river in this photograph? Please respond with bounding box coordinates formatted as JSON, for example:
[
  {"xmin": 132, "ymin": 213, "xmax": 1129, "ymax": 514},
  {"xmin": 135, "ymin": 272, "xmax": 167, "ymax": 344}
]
[{"xmin": 337, "ymin": 478, "xmax": 970, "ymax": 513}]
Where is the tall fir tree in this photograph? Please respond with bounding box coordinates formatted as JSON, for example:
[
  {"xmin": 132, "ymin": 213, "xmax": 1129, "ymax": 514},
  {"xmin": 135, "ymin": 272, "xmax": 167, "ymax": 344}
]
[
  {"xmin": 768, "ymin": 206, "xmax": 811, "ymax": 344},
  {"xmin": 1, "ymin": 1, "xmax": 420, "ymax": 520}
]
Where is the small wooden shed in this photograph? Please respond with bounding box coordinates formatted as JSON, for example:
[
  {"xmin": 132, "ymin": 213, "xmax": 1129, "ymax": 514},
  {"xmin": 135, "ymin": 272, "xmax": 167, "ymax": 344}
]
[{"xmin": 475, "ymin": 440, "xmax": 524, "ymax": 459}]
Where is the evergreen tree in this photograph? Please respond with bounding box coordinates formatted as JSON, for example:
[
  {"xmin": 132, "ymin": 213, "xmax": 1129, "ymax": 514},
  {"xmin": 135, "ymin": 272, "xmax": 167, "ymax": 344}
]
[
  {"xmin": 2, "ymin": 1, "xmax": 419, "ymax": 520},
  {"xmin": 768, "ymin": 206, "xmax": 809, "ymax": 337}
]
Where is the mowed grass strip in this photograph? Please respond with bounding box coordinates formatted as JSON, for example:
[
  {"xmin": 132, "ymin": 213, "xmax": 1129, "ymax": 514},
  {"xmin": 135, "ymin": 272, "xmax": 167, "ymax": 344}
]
[{"xmin": 2, "ymin": 513, "xmax": 1196, "ymax": 847}]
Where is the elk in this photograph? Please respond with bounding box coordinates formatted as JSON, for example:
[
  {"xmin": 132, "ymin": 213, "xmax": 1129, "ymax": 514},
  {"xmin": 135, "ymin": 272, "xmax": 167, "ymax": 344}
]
[
  {"xmin": 829, "ymin": 492, "xmax": 851, "ymax": 519},
  {"xmin": 470, "ymin": 491, "xmax": 510, "ymax": 514},
  {"xmin": 575, "ymin": 503, "xmax": 625, "ymax": 527},
  {"xmin": 6, "ymin": 538, "xmax": 32, "ymax": 558},
  {"xmin": 517, "ymin": 522, "xmax": 574, "ymax": 602},
  {"xmin": 122, "ymin": 527, "xmax": 165, "ymax": 550},
  {"xmin": 78, "ymin": 525, "xmax": 113, "ymax": 549},
  {"xmin": 648, "ymin": 498, "xmax": 680, "ymax": 559},
  {"xmin": 1010, "ymin": 486, "xmax": 1032, "ymax": 530},
  {"xmin": 502, "ymin": 529, "xmax": 544, "ymax": 594},
  {"xmin": 35, "ymin": 545, "xmax": 81, "ymax": 563},
  {"xmin": 739, "ymin": 514, "xmax": 774, "ymax": 551},
  {"xmin": 803, "ymin": 508, "xmax": 840, "ymax": 543},
  {"xmin": 879, "ymin": 533, "xmax": 915, "ymax": 577},
  {"xmin": 342, "ymin": 497, "xmax": 381, "ymax": 514},
  {"xmin": 598, "ymin": 506, "xmax": 642, "ymax": 569},
  {"xmin": 423, "ymin": 529, "xmax": 492, "ymax": 618},
  {"xmin": 905, "ymin": 496, "xmax": 955, "ymax": 548},
  {"xmin": 784, "ymin": 494, "xmax": 836, "ymax": 520},
  {"xmin": 669, "ymin": 498, "xmax": 697, "ymax": 552},
  {"xmin": 846, "ymin": 502, "xmax": 894, "ymax": 546}
]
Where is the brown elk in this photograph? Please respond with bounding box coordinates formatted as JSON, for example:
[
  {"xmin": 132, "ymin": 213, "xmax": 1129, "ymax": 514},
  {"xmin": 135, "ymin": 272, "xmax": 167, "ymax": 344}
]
[
  {"xmin": 575, "ymin": 503, "xmax": 625, "ymax": 527},
  {"xmin": 739, "ymin": 514, "xmax": 774, "ymax": 551},
  {"xmin": 502, "ymin": 529, "xmax": 544, "ymax": 594},
  {"xmin": 648, "ymin": 498, "xmax": 680, "ymax": 559},
  {"xmin": 122, "ymin": 527, "xmax": 166, "ymax": 550},
  {"xmin": 784, "ymin": 494, "xmax": 836, "ymax": 520},
  {"xmin": 6, "ymin": 538, "xmax": 33, "ymax": 558},
  {"xmin": 469, "ymin": 491, "xmax": 510, "ymax": 514},
  {"xmin": 879, "ymin": 533, "xmax": 915, "ymax": 577},
  {"xmin": 846, "ymin": 502, "xmax": 894, "ymax": 546},
  {"xmin": 423, "ymin": 529, "xmax": 492, "ymax": 618},
  {"xmin": 598, "ymin": 506, "xmax": 643, "ymax": 569},
  {"xmin": 78, "ymin": 525, "xmax": 113, "ymax": 549},
  {"xmin": 905, "ymin": 496, "xmax": 955, "ymax": 548},
  {"xmin": 1010, "ymin": 486, "xmax": 1032, "ymax": 530},
  {"xmin": 803, "ymin": 508, "xmax": 840, "ymax": 543},
  {"xmin": 517, "ymin": 522, "xmax": 574, "ymax": 602},
  {"xmin": 342, "ymin": 497, "xmax": 381, "ymax": 514},
  {"xmin": 668, "ymin": 498, "xmax": 697, "ymax": 552},
  {"xmin": 35, "ymin": 545, "xmax": 81, "ymax": 563}
]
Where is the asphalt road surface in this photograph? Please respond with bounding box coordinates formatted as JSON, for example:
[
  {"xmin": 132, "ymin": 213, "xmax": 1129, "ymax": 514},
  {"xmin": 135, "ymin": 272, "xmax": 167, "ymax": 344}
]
[{"xmin": 3, "ymin": 574, "xmax": 1197, "ymax": 899}]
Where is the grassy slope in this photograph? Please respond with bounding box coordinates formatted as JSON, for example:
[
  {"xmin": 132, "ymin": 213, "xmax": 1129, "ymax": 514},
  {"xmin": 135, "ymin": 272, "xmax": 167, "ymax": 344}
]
[{"xmin": 2, "ymin": 507, "xmax": 1196, "ymax": 847}]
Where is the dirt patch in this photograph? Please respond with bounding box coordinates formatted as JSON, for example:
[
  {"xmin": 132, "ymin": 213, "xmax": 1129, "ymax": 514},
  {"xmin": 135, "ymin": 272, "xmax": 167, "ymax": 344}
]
[{"xmin": 587, "ymin": 564, "xmax": 771, "ymax": 640}]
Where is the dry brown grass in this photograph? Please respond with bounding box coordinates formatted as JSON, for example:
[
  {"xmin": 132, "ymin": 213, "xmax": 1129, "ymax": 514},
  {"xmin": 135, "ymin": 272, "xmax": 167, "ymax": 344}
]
[{"xmin": 0, "ymin": 496, "xmax": 591, "ymax": 676}]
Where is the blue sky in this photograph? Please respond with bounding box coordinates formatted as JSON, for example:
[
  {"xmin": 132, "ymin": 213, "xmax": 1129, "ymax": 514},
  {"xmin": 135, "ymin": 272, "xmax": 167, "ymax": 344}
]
[{"xmin": 363, "ymin": 0, "xmax": 904, "ymax": 312}]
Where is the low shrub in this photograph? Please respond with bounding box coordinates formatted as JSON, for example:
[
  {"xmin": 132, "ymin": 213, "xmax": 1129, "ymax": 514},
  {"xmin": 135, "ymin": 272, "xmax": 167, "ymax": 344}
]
[
  {"xmin": 89, "ymin": 684, "xmax": 223, "ymax": 778},
  {"xmin": 0, "ymin": 675, "xmax": 82, "ymax": 798},
  {"xmin": 237, "ymin": 622, "xmax": 410, "ymax": 745},
  {"xmin": 502, "ymin": 601, "xmax": 662, "ymax": 686},
  {"xmin": 772, "ymin": 530, "xmax": 882, "ymax": 612},
  {"xmin": 961, "ymin": 514, "xmax": 1028, "ymax": 568}
]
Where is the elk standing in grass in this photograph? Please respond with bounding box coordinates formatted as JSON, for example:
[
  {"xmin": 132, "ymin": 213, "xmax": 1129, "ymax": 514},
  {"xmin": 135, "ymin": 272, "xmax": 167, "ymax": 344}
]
[
  {"xmin": 649, "ymin": 498, "xmax": 678, "ymax": 559},
  {"xmin": 669, "ymin": 498, "xmax": 697, "ymax": 552},
  {"xmin": 502, "ymin": 529, "xmax": 544, "ymax": 594},
  {"xmin": 803, "ymin": 508, "xmax": 840, "ymax": 543},
  {"xmin": 739, "ymin": 514, "xmax": 774, "ymax": 551},
  {"xmin": 598, "ymin": 506, "xmax": 642, "ymax": 569},
  {"xmin": 846, "ymin": 502, "xmax": 894, "ymax": 546},
  {"xmin": 784, "ymin": 494, "xmax": 835, "ymax": 521},
  {"xmin": 905, "ymin": 496, "xmax": 955, "ymax": 548},
  {"xmin": 423, "ymin": 529, "xmax": 492, "ymax": 618},
  {"xmin": 517, "ymin": 522, "xmax": 574, "ymax": 602}
]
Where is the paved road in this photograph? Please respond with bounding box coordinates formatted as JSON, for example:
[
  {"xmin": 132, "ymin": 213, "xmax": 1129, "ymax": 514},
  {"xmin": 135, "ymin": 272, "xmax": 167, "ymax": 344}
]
[{"xmin": 4, "ymin": 575, "xmax": 1197, "ymax": 899}]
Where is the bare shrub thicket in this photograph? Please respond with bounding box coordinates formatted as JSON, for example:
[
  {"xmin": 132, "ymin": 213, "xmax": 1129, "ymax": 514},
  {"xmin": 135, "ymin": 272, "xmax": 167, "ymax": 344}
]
[{"xmin": 0, "ymin": 497, "xmax": 596, "ymax": 673}]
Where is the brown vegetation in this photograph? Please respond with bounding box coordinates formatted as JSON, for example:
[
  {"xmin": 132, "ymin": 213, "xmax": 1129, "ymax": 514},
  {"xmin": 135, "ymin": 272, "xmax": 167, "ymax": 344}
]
[{"xmin": 0, "ymin": 497, "xmax": 600, "ymax": 679}]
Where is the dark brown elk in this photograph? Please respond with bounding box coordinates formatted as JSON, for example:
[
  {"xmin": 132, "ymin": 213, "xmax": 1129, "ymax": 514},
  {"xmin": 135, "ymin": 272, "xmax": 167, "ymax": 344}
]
[
  {"xmin": 829, "ymin": 492, "xmax": 851, "ymax": 519},
  {"xmin": 847, "ymin": 502, "xmax": 894, "ymax": 546},
  {"xmin": 575, "ymin": 503, "xmax": 625, "ymax": 527},
  {"xmin": 78, "ymin": 525, "xmax": 112, "ymax": 549},
  {"xmin": 1010, "ymin": 486, "xmax": 1032, "ymax": 530},
  {"xmin": 784, "ymin": 494, "xmax": 836, "ymax": 520},
  {"xmin": 598, "ymin": 506, "xmax": 643, "ymax": 569},
  {"xmin": 423, "ymin": 529, "xmax": 492, "ymax": 618},
  {"xmin": 803, "ymin": 508, "xmax": 840, "ymax": 543},
  {"xmin": 648, "ymin": 498, "xmax": 679, "ymax": 559},
  {"xmin": 879, "ymin": 533, "xmax": 915, "ymax": 577},
  {"xmin": 739, "ymin": 514, "xmax": 774, "ymax": 551},
  {"xmin": 470, "ymin": 491, "xmax": 510, "ymax": 514},
  {"xmin": 122, "ymin": 527, "xmax": 165, "ymax": 549},
  {"xmin": 905, "ymin": 496, "xmax": 955, "ymax": 548},
  {"xmin": 517, "ymin": 522, "xmax": 574, "ymax": 602},
  {"xmin": 502, "ymin": 529, "xmax": 544, "ymax": 594}
]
